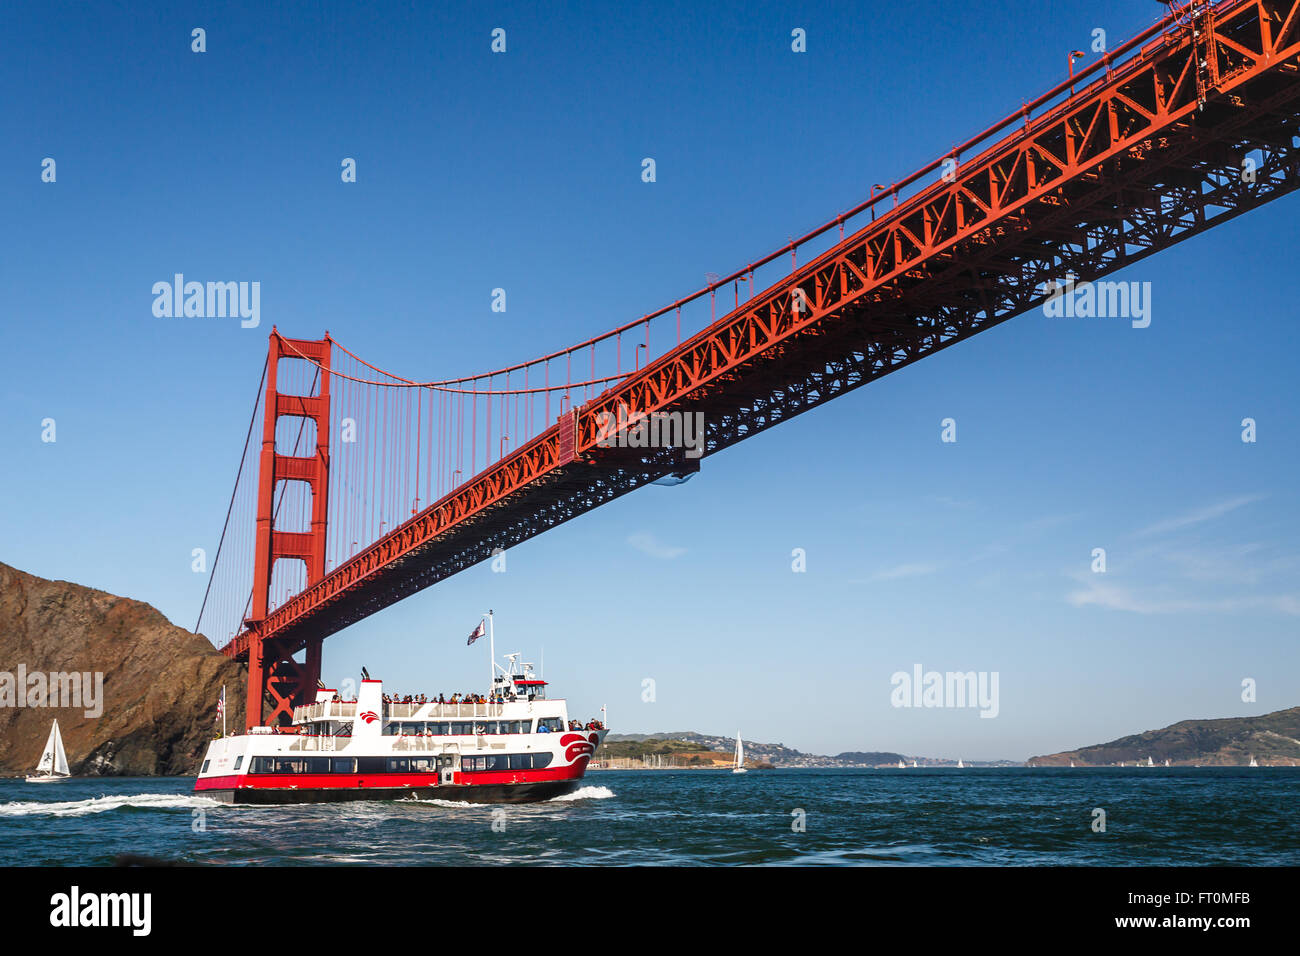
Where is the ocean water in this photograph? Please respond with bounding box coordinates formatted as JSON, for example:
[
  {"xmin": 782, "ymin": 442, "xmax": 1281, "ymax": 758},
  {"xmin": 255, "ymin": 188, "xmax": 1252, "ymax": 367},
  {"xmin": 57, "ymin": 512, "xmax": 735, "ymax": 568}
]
[{"xmin": 1, "ymin": 768, "xmax": 1297, "ymax": 866}]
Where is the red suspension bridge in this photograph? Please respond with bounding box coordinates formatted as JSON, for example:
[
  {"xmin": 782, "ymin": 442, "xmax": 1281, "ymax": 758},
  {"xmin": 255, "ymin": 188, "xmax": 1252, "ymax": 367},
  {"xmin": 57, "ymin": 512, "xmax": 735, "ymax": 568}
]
[{"xmin": 198, "ymin": 0, "xmax": 1300, "ymax": 730}]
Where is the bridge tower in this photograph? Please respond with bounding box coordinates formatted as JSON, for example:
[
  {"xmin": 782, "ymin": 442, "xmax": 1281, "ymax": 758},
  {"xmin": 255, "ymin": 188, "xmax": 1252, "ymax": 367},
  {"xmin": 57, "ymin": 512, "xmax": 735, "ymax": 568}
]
[{"xmin": 244, "ymin": 329, "xmax": 331, "ymax": 730}]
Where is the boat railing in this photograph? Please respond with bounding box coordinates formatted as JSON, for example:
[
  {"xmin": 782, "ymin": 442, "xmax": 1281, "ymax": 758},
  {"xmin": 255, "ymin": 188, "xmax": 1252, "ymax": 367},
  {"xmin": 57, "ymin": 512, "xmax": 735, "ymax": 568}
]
[
  {"xmin": 292, "ymin": 701, "xmax": 358, "ymax": 722},
  {"xmin": 286, "ymin": 735, "xmax": 340, "ymax": 753},
  {"xmin": 386, "ymin": 702, "xmax": 507, "ymax": 719}
]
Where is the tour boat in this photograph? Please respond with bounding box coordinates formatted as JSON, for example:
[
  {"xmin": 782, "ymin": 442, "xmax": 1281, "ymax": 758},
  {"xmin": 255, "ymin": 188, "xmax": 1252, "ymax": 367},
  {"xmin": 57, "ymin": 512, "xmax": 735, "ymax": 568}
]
[
  {"xmin": 26, "ymin": 719, "xmax": 70, "ymax": 783},
  {"xmin": 732, "ymin": 732, "xmax": 747, "ymax": 774},
  {"xmin": 194, "ymin": 648, "xmax": 606, "ymax": 804}
]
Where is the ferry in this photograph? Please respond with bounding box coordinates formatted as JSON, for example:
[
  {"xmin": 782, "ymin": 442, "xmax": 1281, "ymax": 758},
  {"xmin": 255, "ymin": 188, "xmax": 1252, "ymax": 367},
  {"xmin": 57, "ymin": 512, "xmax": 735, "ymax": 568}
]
[{"xmin": 194, "ymin": 643, "xmax": 606, "ymax": 804}]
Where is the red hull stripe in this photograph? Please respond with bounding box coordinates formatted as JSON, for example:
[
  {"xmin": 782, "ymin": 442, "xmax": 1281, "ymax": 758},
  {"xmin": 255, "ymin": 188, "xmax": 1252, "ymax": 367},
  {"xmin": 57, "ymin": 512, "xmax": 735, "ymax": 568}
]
[{"xmin": 195, "ymin": 760, "xmax": 588, "ymax": 792}]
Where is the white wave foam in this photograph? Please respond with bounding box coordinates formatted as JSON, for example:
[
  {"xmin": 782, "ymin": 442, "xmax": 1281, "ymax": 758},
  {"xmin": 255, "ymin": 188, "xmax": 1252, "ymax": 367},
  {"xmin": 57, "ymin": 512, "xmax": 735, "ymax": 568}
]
[
  {"xmin": 0, "ymin": 793, "xmax": 223, "ymax": 818},
  {"xmin": 549, "ymin": 785, "xmax": 615, "ymax": 801}
]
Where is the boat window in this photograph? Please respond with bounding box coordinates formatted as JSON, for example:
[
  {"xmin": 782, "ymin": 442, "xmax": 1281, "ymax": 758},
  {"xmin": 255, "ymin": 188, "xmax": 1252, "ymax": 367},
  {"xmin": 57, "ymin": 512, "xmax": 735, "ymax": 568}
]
[
  {"xmin": 450, "ymin": 722, "xmax": 474, "ymax": 735},
  {"xmin": 331, "ymin": 757, "xmax": 356, "ymax": 773},
  {"xmin": 306, "ymin": 757, "xmax": 330, "ymax": 773},
  {"xmin": 383, "ymin": 723, "xmax": 398, "ymax": 736},
  {"xmin": 386, "ymin": 757, "xmax": 410, "ymax": 773},
  {"xmin": 409, "ymin": 757, "xmax": 437, "ymax": 773},
  {"xmin": 429, "ymin": 722, "xmax": 449, "ymax": 736},
  {"xmin": 508, "ymin": 754, "xmax": 529, "ymax": 770},
  {"xmin": 201, "ymin": 760, "xmax": 210, "ymax": 773},
  {"xmin": 233, "ymin": 756, "xmax": 243, "ymax": 771},
  {"xmin": 537, "ymin": 717, "xmax": 563, "ymax": 733},
  {"xmin": 533, "ymin": 752, "xmax": 552, "ymax": 769},
  {"xmin": 274, "ymin": 758, "xmax": 308, "ymax": 774}
]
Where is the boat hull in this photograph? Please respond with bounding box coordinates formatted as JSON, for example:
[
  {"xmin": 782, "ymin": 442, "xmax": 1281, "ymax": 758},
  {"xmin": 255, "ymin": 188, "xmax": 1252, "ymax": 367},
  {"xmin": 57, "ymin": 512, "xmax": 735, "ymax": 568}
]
[
  {"xmin": 200, "ymin": 778, "xmax": 583, "ymax": 805},
  {"xmin": 24, "ymin": 775, "xmax": 68, "ymax": 784}
]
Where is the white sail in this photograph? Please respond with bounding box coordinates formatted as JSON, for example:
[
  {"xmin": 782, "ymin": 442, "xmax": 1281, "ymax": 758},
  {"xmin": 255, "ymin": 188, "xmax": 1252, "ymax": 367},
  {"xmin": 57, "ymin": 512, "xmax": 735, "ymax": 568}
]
[
  {"xmin": 34, "ymin": 720, "xmax": 69, "ymax": 778},
  {"xmin": 897, "ymin": 759, "xmax": 906, "ymax": 769},
  {"xmin": 52, "ymin": 721, "xmax": 69, "ymax": 776},
  {"xmin": 1249, "ymin": 755, "xmax": 1259, "ymax": 767},
  {"xmin": 732, "ymin": 732, "xmax": 747, "ymax": 773},
  {"xmin": 1147, "ymin": 756, "xmax": 1154, "ymax": 767},
  {"xmin": 911, "ymin": 760, "xmax": 917, "ymax": 768},
  {"xmin": 956, "ymin": 758, "xmax": 964, "ymax": 768}
]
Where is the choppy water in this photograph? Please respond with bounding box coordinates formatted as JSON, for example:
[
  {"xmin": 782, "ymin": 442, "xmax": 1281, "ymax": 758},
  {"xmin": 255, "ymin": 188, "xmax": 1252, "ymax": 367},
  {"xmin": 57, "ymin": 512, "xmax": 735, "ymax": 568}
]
[{"xmin": 1, "ymin": 768, "xmax": 1297, "ymax": 866}]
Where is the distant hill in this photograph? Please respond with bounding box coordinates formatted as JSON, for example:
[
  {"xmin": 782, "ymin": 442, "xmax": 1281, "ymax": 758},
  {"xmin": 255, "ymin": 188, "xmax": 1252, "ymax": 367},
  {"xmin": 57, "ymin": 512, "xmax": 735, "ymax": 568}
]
[
  {"xmin": 835, "ymin": 751, "xmax": 907, "ymax": 765},
  {"xmin": 1029, "ymin": 706, "xmax": 1300, "ymax": 766},
  {"xmin": 602, "ymin": 732, "xmax": 1008, "ymax": 767}
]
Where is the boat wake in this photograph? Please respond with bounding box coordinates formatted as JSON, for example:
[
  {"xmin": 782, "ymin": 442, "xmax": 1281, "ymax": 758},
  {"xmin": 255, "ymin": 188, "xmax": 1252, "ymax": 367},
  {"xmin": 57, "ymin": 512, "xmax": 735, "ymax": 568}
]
[
  {"xmin": 549, "ymin": 785, "xmax": 615, "ymax": 801},
  {"xmin": 0, "ymin": 793, "xmax": 223, "ymax": 818}
]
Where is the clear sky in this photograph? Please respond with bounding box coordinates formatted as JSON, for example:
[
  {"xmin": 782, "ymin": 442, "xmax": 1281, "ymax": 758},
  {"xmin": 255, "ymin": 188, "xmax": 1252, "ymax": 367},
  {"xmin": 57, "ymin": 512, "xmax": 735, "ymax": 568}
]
[{"xmin": 3, "ymin": 0, "xmax": 1297, "ymax": 760}]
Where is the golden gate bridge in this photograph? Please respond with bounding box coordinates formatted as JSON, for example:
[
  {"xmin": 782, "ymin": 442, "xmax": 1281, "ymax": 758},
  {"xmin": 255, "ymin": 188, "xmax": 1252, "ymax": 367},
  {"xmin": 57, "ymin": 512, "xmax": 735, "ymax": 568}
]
[{"xmin": 196, "ymin": 0, "xmax": 1300, "ymax": 729}]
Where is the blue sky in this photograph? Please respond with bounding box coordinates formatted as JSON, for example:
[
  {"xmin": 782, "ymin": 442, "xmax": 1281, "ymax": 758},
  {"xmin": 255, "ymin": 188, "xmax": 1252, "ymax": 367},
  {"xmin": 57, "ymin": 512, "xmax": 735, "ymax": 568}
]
[{"xmin": 2, "ymin": 0, "xmax": 1297, "ymax": 760}]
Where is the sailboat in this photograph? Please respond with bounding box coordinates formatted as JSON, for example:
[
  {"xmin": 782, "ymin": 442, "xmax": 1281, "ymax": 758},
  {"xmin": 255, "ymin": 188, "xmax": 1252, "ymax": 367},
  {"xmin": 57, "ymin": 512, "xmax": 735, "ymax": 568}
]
[
  {"xmin": 1164, "ymin": 759, "xmax": 1170, "ymax": 767},
  {"xmin": 911, "ymin": 760, "xmax": 918, "ymax": 768},
  {"xmin": 1069, "ymin": 761, "xmax": 1075, "ymax": 768},
  {"xmin": 1249, "ymin": 755, "xmax": 1259, "ymax": 767},
  {"xmin": 956, "ymin": 758, "xmax": 964, "ymax": 768},
  {"xmin": 26, "ymin": 720, "xmax": 70, "ymax": 783},
  {"xmin": 732, "ymin": 732, "xmax": 747, "ymax": 774},
  {"xmin": 1146, "ymin": 756, "xmax": 1154, "ymax": 767}
]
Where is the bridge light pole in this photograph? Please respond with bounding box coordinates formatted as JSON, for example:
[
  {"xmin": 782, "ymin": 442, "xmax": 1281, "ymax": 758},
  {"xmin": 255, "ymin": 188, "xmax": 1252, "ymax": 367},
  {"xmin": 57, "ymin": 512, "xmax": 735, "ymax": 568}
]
[
  {"xmin": 1068, "ymin": 50, "xmax": 1086, "ymax": 96},
  {"xmin": 870, "ymin": 184, "xmax": 887, "ymax": 220}
]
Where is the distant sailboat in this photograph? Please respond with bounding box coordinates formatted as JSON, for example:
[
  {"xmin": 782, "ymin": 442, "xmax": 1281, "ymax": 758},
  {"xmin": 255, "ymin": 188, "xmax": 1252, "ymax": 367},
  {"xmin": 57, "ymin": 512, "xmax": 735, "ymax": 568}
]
[
  {"xmin": 26, "ymin": 720, "xmax": 70, "ymax": 783},
  {"xmin": 1069, "ymin": 761, "xmax": 1075, "ymax": 768},
  {"xmin": 1249, "ymin": 755, "xmax": 1259, "ymax": 768},
  {"xmin": 1146, "ymin": 756, "xmax": 1154, "ymax": 767},
  {"xmin": 897, "ymin": 759, "xmax": 906, "ymax": 769},
  {"xmin": 911, "ymin": 760, "xmax": 918, "ymax": 768},
  {"xmin": 956, "ymin": 758, "xmax": 964, "ymax": 768},
  {"xmin": 732, "ymin": 733, "xmax": 747, "ymax": 774},
  {"xmin": 1164, "ymin": 759, "xmax": 1170, "ymax": 767}
]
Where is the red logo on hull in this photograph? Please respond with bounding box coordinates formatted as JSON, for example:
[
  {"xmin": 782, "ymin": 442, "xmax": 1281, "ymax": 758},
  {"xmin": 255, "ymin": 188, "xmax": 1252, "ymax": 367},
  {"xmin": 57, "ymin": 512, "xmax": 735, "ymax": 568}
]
[
  {"xmin": 360, "ymin": 711, "xmax": 378, "ymax": 724},
  {"xmin": 560, "ymin": 732, "xmax": 599, "ymax": 763}
]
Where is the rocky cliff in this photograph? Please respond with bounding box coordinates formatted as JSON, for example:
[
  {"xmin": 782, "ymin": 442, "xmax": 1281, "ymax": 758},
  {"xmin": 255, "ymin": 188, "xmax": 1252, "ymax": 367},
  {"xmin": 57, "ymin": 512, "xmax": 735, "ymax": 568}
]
[{"xmin": 0, "ymin": 562, "xmax": 245, "ymax": 776}]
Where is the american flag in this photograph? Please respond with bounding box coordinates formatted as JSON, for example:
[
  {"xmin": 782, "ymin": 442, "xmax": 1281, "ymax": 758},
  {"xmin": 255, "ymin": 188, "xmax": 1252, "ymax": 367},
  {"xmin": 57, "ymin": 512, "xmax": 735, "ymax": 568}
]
[
  {"xmin": 466, "ymin": 618, "xmax": 486, "ymax": 645},
  {"xmin": 215, "ymin": 686, "xmax": 225, "ymax": 722}
]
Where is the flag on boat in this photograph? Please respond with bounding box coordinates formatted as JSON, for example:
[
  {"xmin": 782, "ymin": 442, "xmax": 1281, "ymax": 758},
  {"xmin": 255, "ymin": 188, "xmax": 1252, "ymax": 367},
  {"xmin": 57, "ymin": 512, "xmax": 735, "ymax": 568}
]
[
  {"xmin": 467, "ymin": 618, "xmax": 486, "ymax": 646},
  {"xmin": 215, "ymin": 685, "xmax": 225, "ymax": 723}
]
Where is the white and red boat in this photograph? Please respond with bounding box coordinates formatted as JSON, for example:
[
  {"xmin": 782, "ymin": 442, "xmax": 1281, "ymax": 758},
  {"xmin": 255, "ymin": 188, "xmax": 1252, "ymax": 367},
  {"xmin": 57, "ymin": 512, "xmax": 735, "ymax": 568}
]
[{"xmin": 194, "ymin": 639, "xmax": 606, "ymax": 804}]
